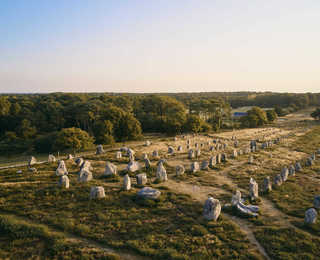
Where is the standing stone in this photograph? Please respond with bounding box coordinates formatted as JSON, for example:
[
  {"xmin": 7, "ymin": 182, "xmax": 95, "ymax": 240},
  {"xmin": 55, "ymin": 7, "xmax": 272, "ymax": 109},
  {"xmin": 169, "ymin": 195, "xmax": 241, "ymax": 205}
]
[
  {"xmin": 313, "ymin": 196, "xmax": 320, "ymax": 209},
  {"xmin": 216, "ymin": 154, "xmax": 221, "ymax": 164},
  {"xmin": 78, "ymin": 169, "xmax": 93, "ymax": 182},
  {"xmin": 145, "ymin": 140, "xmax": 151, "ymax": 146},
  {"xmin": 191, "ymin": 162, "xmax": 200, "ymax": 173},
  {"xmin": 123, "ymin": 174, "xmax": 131, "ymax": 191},
  {"xmin": 75, "ymin": 158, "xmax": 84, "ymax": 167},
  {"xmin": 144, "ymin": 158, "xmax": 151, "ymax": 169},
  {"xmin": 201, "ymin": 160, "xmax": 209, "ymax": 170},
  {"xmin": 249, "ymin": 177, "xmax": 259, "ymax": 200},
  {"xmin": 136, "ymin": 173, "xmax": 148, "ymax": 185},
  {"xmin": 168, "ymin": 146, "xmax": 174, "ymax": 155},
  {"xmin": 239, "ymin": 149, "xmax": 243, "ymax": 156},
  {"xmin": 116, "ymin": 151, "xmax": 122, "ymax": 159},
  {"xmin": 305, "ymin": 208, "xmax": 317, "ymax": 224},
  {"xmin": 274, "ymin": 174, "xmax": 283, "ymax": 186},
  {"xmin": 104, "ymin": 162, "xmax": 117, "ymax": 176},
  {"xmin": 126, "ymin": 160, "xmax": 140, "ymax": 172},
  {"xmin": 90, "ymin": 186, "xmax": 105, "ymax": 199},
  {"xmin": 209, "ymin": 156, "xmax": 216, "ymax": 168},
  {"xmin": 248, "ymin": 155, "xmax": 254, "ymax": 164},
  {"xmin": 234, "ymin": 140, "xmax": 239, "ymax": 148},
  {"xmin": 231, "ymin": 190, "xmax": 242, "ymax": 206},
  {"xmin": 295, "ymin": 162, "xmax": 302, "ymax": 172},
  {"xmin": 232, "ymin": 149, "xmax": 238, "ymax": 159},
  {"xmin": 311, "ymin": 153, "xmax": 316, "ymax": 160},
  {"xmin": 306, "ymin": 157, "xmax": 313, "ymax": 167},
  {"xmin": 58, "ymin": 175, "xmax": 69, "ymax": 189},
  {"xmin": 127, "ymin": 148, "xmax": 135, "ymax": 160},
  {"xmin": 195, "ymin": 149, "xmax": 201, "ymax": 157},
  {"xmin": 56, "ymin": 160, "xmax": 68, "ymax": 176},
  {"xmin": 156, "ymin": 162, "xmax": 167, "ymax": 182},
  {"xmin": 67, "ymin": 154, "xmax": 73, "ymax": 160},
  {"xmin": 209, "ymin": 146, "xmax": 215, "ymax": 152},
  {"xmin": 176, "ymin": 165, "xmax": 185, "ymax": 176},
  {"xmin": 203, "ymin": 197, "xmax": 221, "ymax": 221},
  {"xmin": 177, "ymin": 145, "xmax": 183, "ymax": 152},
  {"xmin": 220, "ymin": 153, "xmax": 226, "ymax": 162},
  {"xmin": 48, "ymin": 154, "xmax": 56, "ymax": 163},
  {"xmin": 152, "ymin": 150, "xmax": 159, "ymax": 157},
  {"xmin": 263, "ymin": 176, "xmax": 272, "ymax": 192},
  {"xmin": 188, "ymin": 149, "xmax": 195, "ymax": 159},
  {"xmin": 96, "ymin": 145, "xmax": 104, "ymax": 155},
  {"xmin": 195, "ymin": 143, "xmax": 199, "ymax": 148},
  {"xmin": 29, "ymin": 156, "xmax": 37, "ymax": 166},
  {"xmin": 142, "ymin": 153, "xmax": 148, "ymax": 160},
  {"xmin": 280, "ymin": 167, "xmax": 289, "ymax": 182},
  {"xmin": 80, "ymin": 161, "xmax": 93, "ymax": 171},
  {"xmin": 288, "ymin": 165, "xmax": 295, "ymax": 176}
]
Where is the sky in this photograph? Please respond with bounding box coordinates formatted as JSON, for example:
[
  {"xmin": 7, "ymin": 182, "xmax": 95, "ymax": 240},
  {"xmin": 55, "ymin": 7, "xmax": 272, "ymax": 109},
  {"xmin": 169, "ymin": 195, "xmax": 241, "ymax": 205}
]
[{"xmin": 0, "ymin": 0, "xmax": 320, "ymax": 93}]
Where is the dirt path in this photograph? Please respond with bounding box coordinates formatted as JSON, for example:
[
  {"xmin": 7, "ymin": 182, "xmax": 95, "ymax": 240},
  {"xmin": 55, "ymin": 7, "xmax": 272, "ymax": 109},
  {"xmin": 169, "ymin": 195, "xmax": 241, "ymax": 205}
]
[{"xmin": 0, "ymin": 181, "xmax": 41, "ymax": 186}]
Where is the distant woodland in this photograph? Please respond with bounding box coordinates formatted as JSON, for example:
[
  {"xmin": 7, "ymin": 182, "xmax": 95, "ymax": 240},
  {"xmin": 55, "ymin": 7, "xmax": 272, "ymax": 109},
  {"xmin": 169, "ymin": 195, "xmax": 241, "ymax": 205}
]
[{"xmin": 0, "ymin": 92, "xmax": 319, "ymax": 154}]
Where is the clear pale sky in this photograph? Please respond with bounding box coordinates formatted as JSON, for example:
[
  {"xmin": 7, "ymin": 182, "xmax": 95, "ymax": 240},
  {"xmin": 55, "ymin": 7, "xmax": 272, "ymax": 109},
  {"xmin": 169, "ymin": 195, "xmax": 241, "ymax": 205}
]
[{"xmin": 1, "ymin": 0, "xmax": 319, "ymax": 93}]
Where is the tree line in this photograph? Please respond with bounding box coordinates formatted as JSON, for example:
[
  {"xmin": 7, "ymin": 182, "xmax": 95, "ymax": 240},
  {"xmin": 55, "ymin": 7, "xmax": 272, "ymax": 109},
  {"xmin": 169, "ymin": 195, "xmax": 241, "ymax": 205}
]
[{"xmin": 0, "ymin": 92, "xmax": 319, "ymax": 154}]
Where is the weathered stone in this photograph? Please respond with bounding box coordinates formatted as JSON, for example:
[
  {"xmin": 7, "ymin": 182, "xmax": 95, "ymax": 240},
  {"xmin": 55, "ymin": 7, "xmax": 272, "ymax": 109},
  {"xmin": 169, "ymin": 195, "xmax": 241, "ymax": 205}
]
[
  {"xmin": 209, "ymin": 156, "xmax": 216, "ymax": 168},
  {"xmin": 67, "ymin": 154, "xmax": 73, "ymax": 160},
  {"xmin": 56, "ymin": 160, "xmax": 68, "ymax": 176},
  {"xmin": 232, "ymin": 149, "xmax": 238, "ymax": 158},
  {"xmin": 127, "ymin": 148, "xmax": 135, "ymax": 160},
  {"xmin": 136, "ymin": 173, "xmax": 148, "ymax": 185},
  {"xmin": 116, "ymin": 151, "xmax": 122, "ymax": 159},
  {"xmin": 80, "ymin": 161, "xmax": 93, "ymax": 171},
  {"xmin": 145, "ymin": 140, "xmax": 151, "ymax": 146},
  {"xmin": 236, "ymin": 201, "xmax": 259, "ymax": 217},
  {"xmin": 123, "ymin": 174, "xmax": 131, "ymax": 191},
  {"xmin": 104, "ymin": 162, "xmax": 117, "ymax": 176},
  {"xmin": 288, "ymin": 165, "xmax": 295, "ymax": 176},
  {"xmin": 90, "ymin": 186, "xmax": 105, "ymax": 199},
  {"xmin": 195, "ymin": 143, "xmax": 199, "ymax": 148},
  {"xmin": 201, "ymin": 160, "xmax": 209, "ymax": 170},
  {"xmin": 188, "ymin": 149, "xmax": 195, "ymax": 159},
  {"xmin": 48, "ymin": 154, "xmax": 56, "ymax": 163},
  {"xmin": 120, "ymin": 147, "xmax": 128, "ymax": 153},
  {"xmin": 58, "ymin": 175, "xmax": 69, "ymax": 189},
  {"xmin": 231, "ymin": 190, "xmax": 242, "ymax": 206},
  {"xmin": 157, "ymin": 158, "xmax": 167, "ymax": 165},
  {"xmin": 248, "ymin": 155, "xmax": 254, "ymax": 164},
  {"xmin": 221, "ymin": 153, "xmax": 227, "ymax": 162},
  {"xmin": 295, "ymin": 162, "xmax": 302, "ymax": 172},
  {"xmin": 263, "ymin": 176, "xmax": 272, "ymax": 192},
  {"xmin": 274, "ymin": 174, "xmax": 283, "ymax": 186},
  {"xmin": 126, "ymin": 160, "xmax": 140, "ymax": 172},
  {"xmin": 75, "ymin": 157, "xmax": 84, "ymax": 167},
  {"xmin": 216, "ymin": 154, "xmax": 222, "ymax": 164},
  {"xmin": 195, "ymin": 149, "xmax": 201, "ymax": 157},
  {"xmin": 280, "ymin": 167, "xmax": 289, "ymax": 182},
  {"xmin": 176, "ymin": 165, "xmax": 185, "ymax": 176},
  {"xmin": 191, "ymin": 162, "xmax": 200, "ymax": 173},
  {"xmin": 78, "ymin": 169, "xmax": 93, "ymax": 182},
  {"xmin": 239, "ymin": 149, "xmax": 243, "ymax": 156},
  {"xmin": 311, "ymin": 153, "xmax": 316, "ymax": 160},
  {"xmin": 168, "ymin": 146, "xmax": 174, "ymax": 154},
  {"xmin": 137, "ymin": 187, "xmax": 161, "ymax": 200},
  {"xmin": 306, "ymin": 157, "xmax": 313, "ymax": 167},
  {"xmin": 96, "ymin": 145, "xmax": 104, "ymax": 155},
  {"xmin": 234, "ymin": 140, "xmax": 239, "ymax": 148},
  {"xmin": 249, "ymin": 177, "xmax": 259, "ymax": 200},
  {"xmin": 142, "ymin": 153, "xmax": 148, "ymax": 160},
  {"xmin": 144, "ymin": 158, "xmax": 151, "ymax": 169},
  {"xmin": 152, "ymin": 150, "xmax": 159, "ymax": 157},
  {"xmin": 29, "ymin": 156, "xmax": 37, "ymax": 166},
  {"xmin": 29, "ymin": 167, "xmax": 37, "ymax": 173},
  {"xmin": 177, "ymin": 145, "xmax": 183, "ymax": 152},
  {"xmin": 156, "ymin": 162, "xmax": 167, "ymax": 182},
  {"xmin": 313, "ymin": 195, "xmax": 320, "ymax": 209},
  {"xmin": 209, "ymin": 146, "xmax": 215, "ymax": 152},
  {"xmin": 16, "ymin": 170, "xmax": 22, "ymax": 174},
  {"xmin": 203, "ymin": 197, "xmax": 221, "ymax": 221},
  {"xmin": 305, "ymin": 208, "xmax": 317, "ymax": 224}
]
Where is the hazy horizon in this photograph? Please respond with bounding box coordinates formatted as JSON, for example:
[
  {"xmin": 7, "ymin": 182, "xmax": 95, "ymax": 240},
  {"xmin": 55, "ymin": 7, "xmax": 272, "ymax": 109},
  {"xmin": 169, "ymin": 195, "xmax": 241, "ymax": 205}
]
[{"xmin": 1, "ymin": 0, "xmax": 320, "ymax": 93}]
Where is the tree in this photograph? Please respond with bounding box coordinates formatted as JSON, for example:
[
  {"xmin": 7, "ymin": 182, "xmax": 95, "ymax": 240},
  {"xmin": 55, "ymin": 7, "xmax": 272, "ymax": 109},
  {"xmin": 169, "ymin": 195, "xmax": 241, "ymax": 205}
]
[
  {"xmin": 311, "ymin": 108, "xmax": 320, "ymax": 120},
  {"xmin": 266, "ymin": 109, "xmax": 277, "ymax": 122},
  {"xmin": 240, "ymin": 107, "xmax": 268, "ymax": 128},
  {"xmin": 274, "ymin": 106, "xmax": 286, "ymax": 116},
  {"xmin": 184, "ymin": 115, "xmax": 203, "ymax": 133},
  {"xmin": 53, "ymin": 127, "xmax": 94, "ymax": 152},
  {"xmin": 93, "ymin": 120, "xmax": 115, "ymax": 144}
]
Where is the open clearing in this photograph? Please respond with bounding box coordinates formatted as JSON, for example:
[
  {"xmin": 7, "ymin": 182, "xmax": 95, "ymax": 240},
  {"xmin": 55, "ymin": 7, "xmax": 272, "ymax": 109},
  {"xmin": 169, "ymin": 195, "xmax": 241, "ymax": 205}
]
[{"xmin": 1, "ymin": 108, "xmax": 320, "ymax": 259}]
